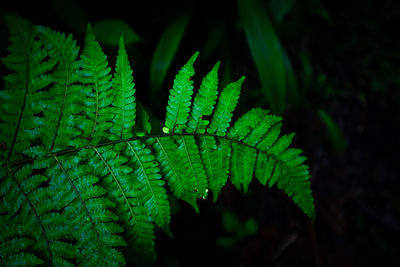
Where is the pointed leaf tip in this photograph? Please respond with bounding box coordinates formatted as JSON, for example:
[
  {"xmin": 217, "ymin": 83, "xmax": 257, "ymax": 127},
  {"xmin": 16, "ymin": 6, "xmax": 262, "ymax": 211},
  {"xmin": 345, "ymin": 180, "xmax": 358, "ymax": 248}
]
[
  {"xmin": 189, "ymin": 199, "xmax": 200, "ymax": 213},
  {"xmin": 85, "ymin": 23, "xmax": 95, "ymax": 42},
  {"xmin": 86, "ymin": 23, "xmax": 93, "ymax": 34},
  {"xmin": 119, "ymin": 36, "xmax": 125, "ymax": 49},
  {"xmin": 188, "ymin": 51, "xmax": 200, "ymax": 65},
  {"xmin": 237, "ymin": 76, "xmax": 246, "ymax": 84},
  {"xmin": 213, "ymin": 61, "xmax": 221, "ymax": 72},
  {"xmin": 162, "ymin": 224, "xmax": 173, "ymax": 238}
]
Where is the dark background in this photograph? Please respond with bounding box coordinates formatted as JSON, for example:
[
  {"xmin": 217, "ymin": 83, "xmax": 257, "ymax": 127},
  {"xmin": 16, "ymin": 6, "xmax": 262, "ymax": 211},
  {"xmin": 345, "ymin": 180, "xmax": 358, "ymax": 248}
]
[{"xmin": 1, "ymin": 0, "xmax": 399, "ymax": 266}]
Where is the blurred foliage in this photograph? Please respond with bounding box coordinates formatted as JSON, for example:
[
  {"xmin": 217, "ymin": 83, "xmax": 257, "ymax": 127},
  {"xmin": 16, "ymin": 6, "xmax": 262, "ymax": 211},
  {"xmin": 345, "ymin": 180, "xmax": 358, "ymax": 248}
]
[
  {"xmin": 270, "ymin": 0, "xmax": 294, "ymax": 23},
  {"xmin": 318, "ymin": 109, "xmax": 347, "ymax": 153},
  {"xmin": 0, "ymin": 0, "xmax": 337, "ymax": 116},
  {"xmin": 92, "ymin": 19, "xmax": 141, "ymax": 46},
  {"xmin": 49, "ymin": 0, "xmax": 87, "ymax": 33},
  {"xmin": 216, "ymin": 211, "xmax": 258, "ymax": 249},
  {"xmin": 237, "ymin": 0, "xmax": 288, "ymax": 114},
  {"xmin": 298, "ymin": 53, "xmax": 333, "ymax": 97},
  {"xmin": 150, "ymin": 13, "xmax": 191, "ymax": 95}
]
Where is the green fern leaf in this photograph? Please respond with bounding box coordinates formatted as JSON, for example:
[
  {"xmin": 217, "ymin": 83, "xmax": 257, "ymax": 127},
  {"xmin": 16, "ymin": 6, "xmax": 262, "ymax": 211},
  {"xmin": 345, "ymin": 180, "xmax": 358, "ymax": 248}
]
[
  {"xmin": 0, "ymin": 15, "xmax": 315, "ymax": 266},
  {"xmin": 211, "ymin": 138, "xmax": 232, "ymax": 202},
  {"xmin": 208, "ymin": 76, "xmax": 245, "ymax": 136},
  {"xmin": 92, "ymin": 144, "xmax": 156, "ymax": 262},
  {"xmin": 150, "ymin": 137, "xmax": 199, "ymax": 211},
  {"xmin": 125, "ymin": 140, "xmax": 170, "ymax": 229},
  {"xmin": 0, "ymin": 15, "xmax": 56, "ymax": 161},
  {"xmin": 187, "ymin": 61, "xmax": 220, "ymax": 133},
  {"xmin": 36, "ymin": 25, "xmax": 81, "ymax": 152},
  {"xmin": 110, "ymin": 37, "xmax": 136, "ymax": 140},
  {"xmin": 78, "ymin": 24, "xmax": 113, "ymax": 144},
  {"xmin": 198, "ymin": 135, "xmax": 218, "ymax": 199},
  {"xmin": 164, "ymin": 52, "xmax": 198, "ymax": 132},
  {"xmin": 175, "ymin": 135, "xmax": 209, "ymax": 199},
  {"xmin": 228, "ymin": 108, "xmax": 270, "ymax": 140}
]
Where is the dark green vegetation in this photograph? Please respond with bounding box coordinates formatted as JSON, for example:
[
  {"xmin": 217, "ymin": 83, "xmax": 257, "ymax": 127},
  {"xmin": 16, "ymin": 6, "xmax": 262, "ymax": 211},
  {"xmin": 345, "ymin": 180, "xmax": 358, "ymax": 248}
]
[
  {"xmin": 0, "ymin": 15, "xmax": 313, "ymax": 266},
  {"xmin": 1, "ymin": 0, "xmax": 399, "ymax": 266}
]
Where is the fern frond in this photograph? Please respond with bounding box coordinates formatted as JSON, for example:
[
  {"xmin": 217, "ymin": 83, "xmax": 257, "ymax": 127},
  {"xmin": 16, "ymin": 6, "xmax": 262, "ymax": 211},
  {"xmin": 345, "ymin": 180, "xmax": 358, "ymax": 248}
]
[
  {"xmin": 228, "ymin": 108, "xmax": 270, "ymax": 140},
  {"xmin": 1, "ymin": 17, "xmax": 315, "ymax": 266},
  {"xmin": 0, "ymin": 155, "xmax": 125, "ymax": 266},
  {"xmin": 110, "ymin": 37, "xmax": 136, "ymax": 140},
  {"xmin": 175, "ymin": 135, "xmax": 209, "ymax": 199},
  {"xmin": 164, "ymin": 52, "xmax": 198, "ymax": 132},
  {"xmin": 91, "ymin": 144, "xmax": 156, "ymax": 262},
  {"xmin": 207, "ymin": 76, "xmax": 245, "ymax": 136},
  {"xmin": 125, "ymin": 140, "xmax": 170, "ymax": 229},
  {"xmin": 207, "ymin": 138, "xmax": 232, "ymax": 202},
  {"xmin": 187, "ymin": 61, "xmax": 220, "ymax": 133},
  {"xmin": 0, "ymin": 15, "xmax": 55, "ymax": 161},
  {"xmin": 198, "ymin": 135, "xmax": 218, "ymax": 200},
  {"xmin": 36, "ymin": 25, "xmax": 81, "ymax": 152},
  {"xmin": 150, "ymin": 137, "xmax": 199, "ymax": 211},
  {"xmin": 51, "ymin": 153, "xmax": 125, "ymax": 266},
  {"xmin": 77, "ymin": 25, "xmax": 113, "ymax": 144}
]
